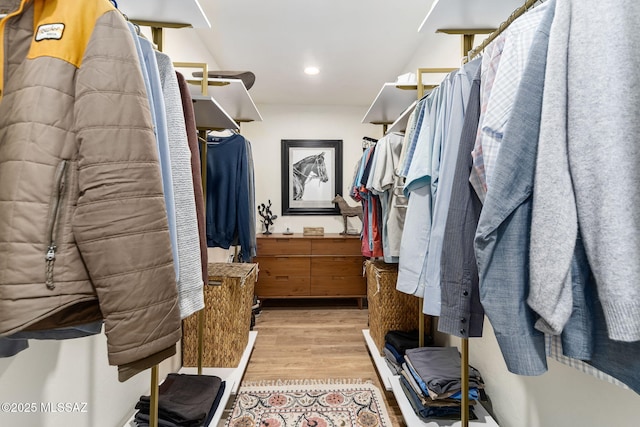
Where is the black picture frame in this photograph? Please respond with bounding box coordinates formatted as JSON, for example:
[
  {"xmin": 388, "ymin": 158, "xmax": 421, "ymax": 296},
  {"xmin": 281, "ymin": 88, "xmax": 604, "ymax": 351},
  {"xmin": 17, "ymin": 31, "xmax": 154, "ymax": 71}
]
[{"xmin": 281, "ymin": 139, "xmax": 343, "ymax": 216}]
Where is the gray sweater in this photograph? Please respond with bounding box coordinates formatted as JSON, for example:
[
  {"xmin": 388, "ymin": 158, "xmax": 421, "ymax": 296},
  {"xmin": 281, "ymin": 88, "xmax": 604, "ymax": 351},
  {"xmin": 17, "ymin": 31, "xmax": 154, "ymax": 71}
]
[
  {"xmin": 528, "ymin": 0, "xmax": 640, "ymax": 342},
  {"xmin": 156, "ymin": 52, "xmax": 205, "ymax": 319}
]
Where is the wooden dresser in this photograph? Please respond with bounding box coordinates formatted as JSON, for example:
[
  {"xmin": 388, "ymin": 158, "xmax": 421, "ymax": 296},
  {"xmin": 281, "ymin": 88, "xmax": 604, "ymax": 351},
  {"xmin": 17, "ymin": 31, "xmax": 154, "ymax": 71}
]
[{"xmin": 254, "ymin": 233, "xmax": 366, "ymax": 307}]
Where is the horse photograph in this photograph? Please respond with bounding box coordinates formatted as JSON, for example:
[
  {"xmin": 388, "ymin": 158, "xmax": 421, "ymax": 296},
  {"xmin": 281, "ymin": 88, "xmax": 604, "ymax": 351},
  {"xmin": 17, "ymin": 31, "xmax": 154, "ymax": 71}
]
[
  {"xmin": 281, "ymin": 139, "xmax": 343, "ymax": 215},
  {"xmin": 292, "ymin": 152, "xmax": 329, "ymax": 201}
]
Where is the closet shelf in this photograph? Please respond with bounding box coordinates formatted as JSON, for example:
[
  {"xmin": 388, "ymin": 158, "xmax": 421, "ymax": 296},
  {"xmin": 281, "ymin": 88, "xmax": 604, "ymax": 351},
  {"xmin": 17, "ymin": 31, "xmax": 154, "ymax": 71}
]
[
  {"xmin": 387, "ymin": 100, "xmax": 417, "ymax": 134},
  {"xmin": 418, "ymin": 0, "xmax": 522, "ymax": 34},
  {"xmin": 362, "ymin": 82, "xmax": 418, "ymax": 125},
  {"xmin": 389, "ymin": 376, "xmax": 499, "ymax": 427},
  {"xmin": 188, "ymin": 86, "xmax": 240, "ymax": 131},
  {"xmin": 117, "ymin": 0, "xmax": 210, "ymax": 29},
  {"xmin": 363, "ymin": 330, "xmax": 498, "ymax": 427},
  {"xmin": 198, "ymin": 78, "xmax": 263, "ymax": 123},
  {"xmin": 122, "ymin": 331, "xmax": 257, "ymax": 427},
  {"xmin": 363, "ymin": 329, "xmax": 394, "ymax": 391}
]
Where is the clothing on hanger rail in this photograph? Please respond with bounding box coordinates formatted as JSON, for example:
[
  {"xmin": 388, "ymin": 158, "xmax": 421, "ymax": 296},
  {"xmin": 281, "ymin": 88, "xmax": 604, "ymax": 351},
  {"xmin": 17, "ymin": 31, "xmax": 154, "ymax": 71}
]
[
  {"xmin": 0, "ymin": 0, "xmax": 181, "ymax": 382},
  {"xmin": 467, "ymin": 0, "xmax": 541, "ymax": 60},
  {"xmin": 208, "ymin": 129, "xmax": 238, "ymax": 138},
  {"xmin": 205, "ymin": 132, "xmax": 255, "ymax": 262},
  {"xmin": 362, "ymin": 136, "xmax": 378, "ymax": 149}
]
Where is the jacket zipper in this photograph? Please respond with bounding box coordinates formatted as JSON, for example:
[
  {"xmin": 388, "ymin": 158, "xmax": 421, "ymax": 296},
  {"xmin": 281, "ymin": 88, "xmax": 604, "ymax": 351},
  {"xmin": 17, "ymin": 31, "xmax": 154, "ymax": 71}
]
[{"xmin": 45, "ymin": 160, "xmax": 68, "ymax": 290}]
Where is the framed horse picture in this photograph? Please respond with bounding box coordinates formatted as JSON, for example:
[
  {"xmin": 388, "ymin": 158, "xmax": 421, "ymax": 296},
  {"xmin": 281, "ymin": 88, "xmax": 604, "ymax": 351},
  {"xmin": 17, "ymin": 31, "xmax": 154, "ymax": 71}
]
[{"xmin": 281, "ymin": 139, "xmax": 343, "ymax": 215}]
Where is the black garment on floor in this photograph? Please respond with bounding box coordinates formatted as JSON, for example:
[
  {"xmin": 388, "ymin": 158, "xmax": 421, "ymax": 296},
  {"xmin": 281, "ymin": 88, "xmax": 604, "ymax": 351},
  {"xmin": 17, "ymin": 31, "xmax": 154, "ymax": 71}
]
[{"xmin": 135, "ymin": 374, "xmax": 224, "ymax": 426}]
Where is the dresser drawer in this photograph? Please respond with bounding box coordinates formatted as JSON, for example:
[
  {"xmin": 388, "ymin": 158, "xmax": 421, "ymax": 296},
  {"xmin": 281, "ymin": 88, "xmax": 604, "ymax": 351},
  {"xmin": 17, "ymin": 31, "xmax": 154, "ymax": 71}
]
[
  {"xmin": 311, "ymin": 256, "xmax": 364, "ymax": 277},
  {"xmin": 257, "ymin": 238, "xmax": 311, "ymax": 256},
  {"xmin": 256, "ymin": 277, "xmax": 310, "ymax": 297},
  {"xmin": 256, "ymin": 256, "xmax": 310, "ymax": 278},
  {"xmin": 311, "ymin": 276, "xmax": 365, "ymax": 296},
  {"xmin": 311, "ymin": 238, "xmax": 361, "ymax": 255}
]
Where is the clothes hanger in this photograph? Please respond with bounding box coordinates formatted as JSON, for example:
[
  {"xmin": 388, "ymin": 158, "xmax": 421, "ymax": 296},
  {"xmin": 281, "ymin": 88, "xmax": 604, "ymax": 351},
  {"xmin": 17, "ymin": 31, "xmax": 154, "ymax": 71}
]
[
  {"xmin": 208, "ymin": 129, "xmax": 236, "ymax": 137},
  {"xmin": 362, "ymin": 137, "xmax": 377, "ymax": 150},
  {"xmin": 109, "ymin": 0, "xmax": 135, "ymax": 30}
]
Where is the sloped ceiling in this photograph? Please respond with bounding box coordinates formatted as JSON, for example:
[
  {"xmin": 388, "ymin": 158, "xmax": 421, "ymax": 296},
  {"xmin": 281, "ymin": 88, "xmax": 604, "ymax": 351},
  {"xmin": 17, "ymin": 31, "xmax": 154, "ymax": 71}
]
[
  {"xmin": 195, "ymin": 0, "xmax": 435, "ymax": 106},
  {"xmin": 118, "ymin": 0, "xmax": 526, "ymax": 108}
]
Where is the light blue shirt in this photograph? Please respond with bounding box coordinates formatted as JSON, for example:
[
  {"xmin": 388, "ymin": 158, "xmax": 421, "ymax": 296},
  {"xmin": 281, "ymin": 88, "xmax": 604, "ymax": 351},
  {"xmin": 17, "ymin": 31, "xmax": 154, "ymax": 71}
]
[
  {"xmin": 474, "ymin": 1, "xmax": 554, "ymax": 375},
  {"xmin": 396, "ymin": 88, "xmax": 440, "ymax": 297},
  {"xmin": 403, "ymin": 95, "xmax": 436, "ymax": 194},
  {"xmin": 399, "ymin": 97, "xmax": 428, "ymax": 179},
  {"xmin": 351, "ymin": 147, "xmax": 373, "ymax": 252},
  {"xmin": 137, "ymin": 36, "xmax": 179, "ymax": 279},
  {"xmin": 423, "ymin": 64, "xmax": 480, "ymax": 316},
  {"xmin": 397, "ymin": 78, "xmax": 451, "ymax": 300}
]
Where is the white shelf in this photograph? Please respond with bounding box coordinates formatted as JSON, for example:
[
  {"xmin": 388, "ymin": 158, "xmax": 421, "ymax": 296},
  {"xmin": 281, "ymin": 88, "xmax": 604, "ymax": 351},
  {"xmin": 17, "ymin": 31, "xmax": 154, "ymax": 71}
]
[
  {"xmin": 362, "ymin": 82, "xmax": 418, "ymax": 125},
  {"xmin": 419, "ymin": 0, "xmax": 523, "ymax": 34},
  {"xmin": 363, "ymin": 329, "xmax": 499, "ymax": 426},
  {"xmin": 189, "ymin": 85, "xmax": 240, "ymax": 131},
  {"xmin": 122, "ymin": 331, "xmax": 258, "ymax": 427},
  {"xmin": 362, "ymin": 329, "xmax": 395, "ymax": 391},
  {"xmin": 180, "ymin": 330, "xmax": 258, "ymax": 395},
  {"xmin": 389, "ymin": 376, "xmax": 499, "ymax": 427},
  {"xmin": 117, "ymin": 0, "xmax": 211, "ymax": 28},
  {"xmin": 201, "ymin": 79, "xmax": 263, "ymax": 123},
  {"xmin": 387, "ymin": 100, "xmax": 417, "ymax": 134}
]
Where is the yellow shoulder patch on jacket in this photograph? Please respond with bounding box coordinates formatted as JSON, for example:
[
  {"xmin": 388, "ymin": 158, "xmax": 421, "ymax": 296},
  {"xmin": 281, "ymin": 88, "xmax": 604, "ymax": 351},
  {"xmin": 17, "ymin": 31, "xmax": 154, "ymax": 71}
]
[{"xmin": 28, "ymin": 0, "xmax": 115, "ymax": 68}]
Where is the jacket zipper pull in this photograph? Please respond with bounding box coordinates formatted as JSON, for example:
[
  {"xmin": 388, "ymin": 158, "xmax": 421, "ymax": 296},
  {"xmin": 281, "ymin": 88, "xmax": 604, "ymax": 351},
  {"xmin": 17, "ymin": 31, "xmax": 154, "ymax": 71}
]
[{"xmin": 45, "ymin": 245, "xmax": 56, "ymax": 290}]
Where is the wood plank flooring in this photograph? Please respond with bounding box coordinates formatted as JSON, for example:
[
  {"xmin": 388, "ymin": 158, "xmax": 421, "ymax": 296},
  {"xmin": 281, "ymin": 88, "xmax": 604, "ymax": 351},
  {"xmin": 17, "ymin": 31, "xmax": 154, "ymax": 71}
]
[{"xmin": 241, "ymin": 299, "xmax": 404, "ymax": 426}]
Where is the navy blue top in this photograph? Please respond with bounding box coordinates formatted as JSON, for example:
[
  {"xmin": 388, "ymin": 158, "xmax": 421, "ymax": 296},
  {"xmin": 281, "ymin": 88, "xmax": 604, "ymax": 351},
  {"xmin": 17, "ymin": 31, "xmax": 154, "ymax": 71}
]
[{"xmin": 206, "ymin": 133, "xmax": 252, "ymax": 262}]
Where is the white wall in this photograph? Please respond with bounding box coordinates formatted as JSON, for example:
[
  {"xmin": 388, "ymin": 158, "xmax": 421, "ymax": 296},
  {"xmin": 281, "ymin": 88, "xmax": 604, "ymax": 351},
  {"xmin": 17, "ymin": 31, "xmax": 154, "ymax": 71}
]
[
  {"xmin": 140, "ymin": 27, "xmax": 220, "ymax": 68},
  {"xmin": 0, "ymin": 334, "xmax": 147, "ymax": 427},
  {"xmin": 241, "ymin": 103, "xmax": 381, "ymax": 235}
]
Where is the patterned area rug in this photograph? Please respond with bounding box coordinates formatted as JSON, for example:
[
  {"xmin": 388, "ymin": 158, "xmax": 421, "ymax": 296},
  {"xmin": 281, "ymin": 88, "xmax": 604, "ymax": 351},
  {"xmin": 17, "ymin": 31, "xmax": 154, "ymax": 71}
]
[{"xmin": 225, "ymin": 380, "xmax": 392, "ymax": 427}]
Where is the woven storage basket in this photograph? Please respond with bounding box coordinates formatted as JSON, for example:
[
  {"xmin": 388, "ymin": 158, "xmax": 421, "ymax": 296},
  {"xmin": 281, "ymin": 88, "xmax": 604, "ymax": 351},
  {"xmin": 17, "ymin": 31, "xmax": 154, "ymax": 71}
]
[
  {"xmin": 366, "ymin": 260, "xmax": 425, "ymax": 355},
  {"xmin": 182, "ymin": 262, "xmax": 257, "ymax": 367}
]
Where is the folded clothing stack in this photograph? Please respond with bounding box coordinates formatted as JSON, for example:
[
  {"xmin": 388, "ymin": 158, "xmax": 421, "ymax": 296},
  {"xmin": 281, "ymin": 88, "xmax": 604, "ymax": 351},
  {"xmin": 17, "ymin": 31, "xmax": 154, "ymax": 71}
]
[
  {"xmin": 135, "ymin": 374, "xmax": 225, "ymax": 427},
  {"xmin": 383, "ymin": 330, "xmax": 421, "ymax": 374},
  {"xmin": 400, "ymin": 347, "xmax": 484, "ymax": 420}
]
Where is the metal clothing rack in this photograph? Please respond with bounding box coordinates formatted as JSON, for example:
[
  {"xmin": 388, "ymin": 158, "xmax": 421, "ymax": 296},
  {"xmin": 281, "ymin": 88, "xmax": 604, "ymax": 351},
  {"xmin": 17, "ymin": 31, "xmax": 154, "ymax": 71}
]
[
  {"xmin": 139, "ymin": 57, "xmax": 245, "ymax": 427},
  {"xmin": 130, "ymin": 25, "xmax": 213, "ymax": 427},
  {"xmin": 41, "ymin": 4, "xmax": 203, "ymax": 427},
  {"xmin": 467, "ymin": 0, "xmax": 540, "ymax": 60},
  {"xmin": 424, "ymin": 1, "xmax": 542, "ymax": 426}
]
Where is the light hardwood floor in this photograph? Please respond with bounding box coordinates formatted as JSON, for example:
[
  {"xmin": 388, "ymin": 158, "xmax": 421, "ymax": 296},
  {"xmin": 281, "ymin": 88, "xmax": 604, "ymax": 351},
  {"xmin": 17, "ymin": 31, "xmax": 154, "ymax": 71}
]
[{"xmin": 241, "ymin": 299, "xmax": 404, "ymax": 426}]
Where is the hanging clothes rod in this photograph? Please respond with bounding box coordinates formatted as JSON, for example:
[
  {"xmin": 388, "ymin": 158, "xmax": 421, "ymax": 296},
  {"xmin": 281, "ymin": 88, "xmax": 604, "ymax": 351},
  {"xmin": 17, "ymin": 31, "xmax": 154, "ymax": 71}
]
[{"xmin": 467, "ymin": 0, "xmax": 540, "ymax": 59}]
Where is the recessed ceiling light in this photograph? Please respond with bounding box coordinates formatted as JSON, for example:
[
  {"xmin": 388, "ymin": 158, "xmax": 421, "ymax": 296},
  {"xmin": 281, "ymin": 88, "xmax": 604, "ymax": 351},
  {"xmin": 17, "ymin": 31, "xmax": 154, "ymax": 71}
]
[{"xmin": 304, "ymin": 66, "xmax": 320, "ymax": 75}]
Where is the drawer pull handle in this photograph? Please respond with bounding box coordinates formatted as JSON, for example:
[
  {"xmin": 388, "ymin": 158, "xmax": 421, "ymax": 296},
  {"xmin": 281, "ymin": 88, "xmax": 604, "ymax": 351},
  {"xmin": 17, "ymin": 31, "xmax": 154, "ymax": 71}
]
[{"xmin": 275, "ymin": 275, "xmax": 289, "ymax": 280}]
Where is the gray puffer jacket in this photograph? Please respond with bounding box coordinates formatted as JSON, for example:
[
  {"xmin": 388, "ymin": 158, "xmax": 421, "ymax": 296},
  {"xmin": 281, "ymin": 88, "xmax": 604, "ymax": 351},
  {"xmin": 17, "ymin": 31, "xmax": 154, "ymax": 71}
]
[{"xmin": 0, "ymin": 0, "xmax": 181, "ymax": 381}]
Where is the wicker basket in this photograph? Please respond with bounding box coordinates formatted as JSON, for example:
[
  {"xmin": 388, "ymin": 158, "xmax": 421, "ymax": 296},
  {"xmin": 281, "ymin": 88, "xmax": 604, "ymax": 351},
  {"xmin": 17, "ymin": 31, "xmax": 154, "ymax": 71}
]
[
  {"xmin": 182, "ymin": 262, "xmax": 257, "ymax": 367},
  {"xmin": 366, "ymin": 260, "xmax": 426, "ymax": 355}
]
